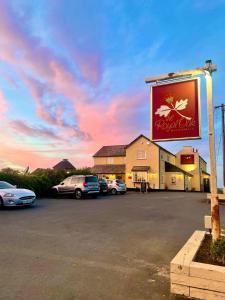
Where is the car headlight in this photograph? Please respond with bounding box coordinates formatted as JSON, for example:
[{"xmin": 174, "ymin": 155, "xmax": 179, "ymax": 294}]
[{"xmin": 4, "ymin": 193, "xmax": 15, "ymax": 197}]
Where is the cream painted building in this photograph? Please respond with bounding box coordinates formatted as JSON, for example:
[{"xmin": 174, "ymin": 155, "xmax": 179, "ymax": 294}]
[{"xmin": 92, "ymin": 134, "xmax": 210, "ymax": 192}]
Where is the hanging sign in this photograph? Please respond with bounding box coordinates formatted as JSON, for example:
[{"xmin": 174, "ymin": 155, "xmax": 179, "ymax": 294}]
[
  {"xmin": 180, "ymin": 154, "xmax": 195, "ymax": 164},
  {"xmin": 150, "ymin": 78, "xmax": 201, "ymax": 141}
]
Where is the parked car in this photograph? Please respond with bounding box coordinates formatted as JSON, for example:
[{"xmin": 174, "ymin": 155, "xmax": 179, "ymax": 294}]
[
  {"xmin": 0, "ymin": 181, "xmax": 36, "ymax": 207},
  {"xmin": 98, "ymin": 178, "xmax": 108, "ymax": 194},
  {"xmin": 52, "ymin": 175, "xmax": 100, "ymax": 199},
  {"xmin": 107, "ymin": 179, "xmax": 126, "ymax": 195}
]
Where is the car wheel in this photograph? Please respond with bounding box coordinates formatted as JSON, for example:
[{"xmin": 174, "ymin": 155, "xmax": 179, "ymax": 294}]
[
  {"xmin": 0, "ymin": 197, "xmax": 4, "ymax": 208},
  {"xmin": 111, "ymin": 188, "xmax": 117, "ymax": 195},
  {"xmin": 52, "ymin": 189, "xmax": 58, "ymax": 198},
  {"xmin": 75, "ymin": 189, "xmax": 82, "ymax": 200}
]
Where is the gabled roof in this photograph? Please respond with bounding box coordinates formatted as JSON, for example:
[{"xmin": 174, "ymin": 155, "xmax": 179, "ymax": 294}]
[
  {"xmin": 93, "ymin": 145, "xmax": 126, "ymax": 157},
  {"xmin": 199, "ymin": 155, "xmax": 207, "ymax": 164},
  {"xmin": 93, "ymin": 134, "xmax": 177, "ymax": 159},
  {"xmin": 202, "ymin": 170, "xmax": 210, "ymax": 176},
  {"xmin": 53, "ymin": 159, "xmax": 76, "ymax": 170},
  {"xmin": 126, "ymin": 134, "xmax": 176, "ymax": 157},
  {"xmin": 92, "ymin": 164, "xmax": 125, "ymax": 174},
  {"xmin": 165, "ymin": 161, "xmax": 193, "ymax": 177}
]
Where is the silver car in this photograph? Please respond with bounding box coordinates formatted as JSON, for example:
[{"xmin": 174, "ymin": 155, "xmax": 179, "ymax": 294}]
[
  {"xmin": 0, "ymin": 181, "xmax": 36, "ymax": 207},
  {"xmin": 107, "ymin": 179, "xmax": 127, "ymax": 195},
  {"xmin": 52, "ymin": 175, "xmax": 100, "ymax": 199}
]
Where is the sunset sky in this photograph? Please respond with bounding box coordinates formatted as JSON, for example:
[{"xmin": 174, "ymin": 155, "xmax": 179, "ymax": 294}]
[{"xmin": 0, "ymin": 0, "xmax": 225, "ymax": 185}]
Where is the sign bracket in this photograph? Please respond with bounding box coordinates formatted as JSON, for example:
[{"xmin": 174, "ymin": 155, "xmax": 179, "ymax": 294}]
[{"xmin": 145, "ymin": 60, "xmax": 220, "ymax": 241}]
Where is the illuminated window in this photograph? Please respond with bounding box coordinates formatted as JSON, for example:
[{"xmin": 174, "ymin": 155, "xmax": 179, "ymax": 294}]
[
  {"xmin": 137, "ymin": 150, "xmax": 146, "ymax": 159},
  {"xmin": 106, "ymin": 157, "xmax": 114, "ymax": 164},
  {"xmin": 132, "ymin": 172, "xmax": 148, "ymax": 182}
]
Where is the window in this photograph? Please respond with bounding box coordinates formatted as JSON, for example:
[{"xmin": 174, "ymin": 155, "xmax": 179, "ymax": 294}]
[
  {"xmin": 116, "ymin": 179, "xmax": 124, "ymax": 184},
  {"xmin": 85, "ymin": 176, "xmax": 98, "ymax": 183},
  {"xmin": 71, "ymin": 177, "xmax": 79, "ymax": 184},
  {"xmin": 171, "ymin": 176, "xmax": 176, "ymax": 185},
  {"xmin": 137, "ymin": 150, "xmax": 146, "ymax": 160},
  {"xmin": 0, "ymin": 181, "xmax": 14, "ymax": 189},
  {"xmin": 62, "ymin": 177, "xmax": 71, "ymax": 185},
  {"xmin": 133, "ymin": 172, "xmax": 148, "ymax": 182},
  {"xmin": 106, "ymin": 157, "xmax": 114, "ymax": 164}
]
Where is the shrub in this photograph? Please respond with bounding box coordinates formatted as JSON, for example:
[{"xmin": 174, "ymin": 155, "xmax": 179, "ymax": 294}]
[
  {"xmin": 0, "ymin": 167, "xmax": 93, "ymax": 197},
  {"xmin": 211, "ymin": 236, "xmax": 225, "ymax": 265}
]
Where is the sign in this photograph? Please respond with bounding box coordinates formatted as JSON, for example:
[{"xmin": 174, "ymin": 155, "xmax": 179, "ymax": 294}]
[
  {"xmin": 150, "ymin": 78, "xmax": 201, "ymax": 141},
  {"xmin": 180, "ymin": 154, "xmax": 194, "ymax": 164}
]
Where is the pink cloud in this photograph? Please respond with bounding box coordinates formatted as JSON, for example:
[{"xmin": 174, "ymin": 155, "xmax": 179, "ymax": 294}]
[
  {"xmin": 0, "ymin": 144, "xmax": 59, "ymax": 170},
  {"xmin": 0, "ymin": 1, "xmax": 147, "ymax": 170},
  {"xmin": 22, "ymin": 75, "xmax": 91, "ymax": 141},
  {"xmin": 73, "ymin": 51, "xmax": 102, "ymax": 85},
  {"xmin": 76, "ymin": 91, "xmax": 146, "ymax": 142},
  {"xmin": 0, "ymin": 90, "xmax": 9, "ymax": 115},
  {"xmin": 10, "ymin": 120, "xmax": 61, "ymax": 141}
]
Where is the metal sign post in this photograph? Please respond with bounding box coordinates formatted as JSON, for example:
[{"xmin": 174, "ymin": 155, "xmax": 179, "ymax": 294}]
[{"xmin": 145, "ymin": 60, "xmax": 221, "ymax": 241}]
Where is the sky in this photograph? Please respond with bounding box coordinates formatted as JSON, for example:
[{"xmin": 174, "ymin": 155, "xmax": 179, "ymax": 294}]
[{"xmin": 0, "ymin": 0, "xmax": 225, "ymax": 185}]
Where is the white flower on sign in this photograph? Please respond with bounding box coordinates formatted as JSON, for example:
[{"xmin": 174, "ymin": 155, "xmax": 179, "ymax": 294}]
[
  {"xmin": 155, "ymin": 105, "xmax": 171, "ymax": 117},
  {"xmin": 175, "ymin": 99, "xmax": 188, "ymax": 110},
  {"xmin": 155, "ymin": 97, "xmax": 191, "ymax": 120}
]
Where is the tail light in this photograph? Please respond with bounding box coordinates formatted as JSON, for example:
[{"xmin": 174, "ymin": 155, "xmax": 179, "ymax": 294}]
[{"xmin": 83, "ymin": 182, "xmax": 88, "ymax": 187}]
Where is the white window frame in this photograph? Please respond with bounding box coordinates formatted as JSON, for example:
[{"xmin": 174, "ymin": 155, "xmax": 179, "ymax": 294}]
[
  {"xmin": 136, "ymin": 150, "xmax": 146, "ymax": 160},
  {"xmin": 132, "ymin": 172, "xmax": 148, "ymax": 182},
  {"xmin": 106, "ymin": 157, "xmax": 114, "ymax": 164}
]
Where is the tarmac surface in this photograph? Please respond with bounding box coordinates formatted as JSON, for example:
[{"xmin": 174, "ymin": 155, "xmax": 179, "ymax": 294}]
[{"xmin": 1, "ymin": 191, "xmax": 225, "ymax": 300}]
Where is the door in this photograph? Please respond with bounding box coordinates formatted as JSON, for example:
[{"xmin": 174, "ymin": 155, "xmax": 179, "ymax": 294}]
[
  {"xmin": 203, "ymin": 178, "xmax": 210, "ymax": 193},
  {"xmin": 58, "ymin": 177, "xmax": 71, "ymax": 193},
  {"xmin": 184, "ymin": 175, "xmax": 188, "ymax": 191}
]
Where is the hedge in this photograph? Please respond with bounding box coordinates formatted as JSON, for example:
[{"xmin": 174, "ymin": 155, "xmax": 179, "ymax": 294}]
[{"xmin": 0, "ymin": 168, "xmax": 92, "ymax": 197}]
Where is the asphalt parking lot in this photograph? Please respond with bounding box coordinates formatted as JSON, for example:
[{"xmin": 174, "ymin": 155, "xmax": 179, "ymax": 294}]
[{"xmin": 1, "ymin": 192, "xmax": 225, "ymax": 300}]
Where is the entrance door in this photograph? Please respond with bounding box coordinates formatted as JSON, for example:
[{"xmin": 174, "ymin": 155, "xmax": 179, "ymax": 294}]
[
  {"xmin": 184, "ymin": 175, "xmax": 188, "ymax": 191},
  {"xmin": 203, "ymin": 178, "xmax": 210, "ymax": 193}
]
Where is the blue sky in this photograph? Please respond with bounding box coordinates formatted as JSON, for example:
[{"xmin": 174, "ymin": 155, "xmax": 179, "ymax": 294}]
[{"xmin": 0, "ymin": 0, "xmax": 225, "ymax": 185}]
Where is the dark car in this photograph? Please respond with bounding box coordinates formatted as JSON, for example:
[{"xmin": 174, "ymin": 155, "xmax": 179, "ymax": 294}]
[{"xmin": 98, "ymin": 179, "xmax": 108, "ymax": 194}]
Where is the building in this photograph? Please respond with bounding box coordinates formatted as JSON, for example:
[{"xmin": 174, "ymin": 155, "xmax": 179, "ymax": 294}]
[
  {"xmin": 176, "ymin": 146, "xmax": 210, "ymax": 192},
  {"xmin": 53, "ymin": 159, "xmax": 76, "ymax": 171},
  {"xmin": 92, "ymin": 134, "xmax": 210, "ymax": 192}
]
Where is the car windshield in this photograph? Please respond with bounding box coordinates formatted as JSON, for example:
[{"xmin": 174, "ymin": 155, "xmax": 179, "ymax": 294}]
[
  {"xmin": 85, "ymin": 176, "xmax": 98, "ymax": 183},
  {"xmin": 116, "ymin": 179, "xmax": 124, "ymax": 184},
  {"xmin": 0, "ymin": 181, "xmax": 14, "ymax": 189},
  {"xmin": 99, "ymin": 179, "xmax": 107, "ymax": 183}
]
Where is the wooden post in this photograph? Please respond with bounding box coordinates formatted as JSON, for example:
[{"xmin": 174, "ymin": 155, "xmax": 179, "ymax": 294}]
[
  {"xmin": 205, "ymin": 71, "xmax": 221, "ymax": 241},
  {"xmin": 222, "ymin": 104, "xmax": 225, "ymax": 192}
]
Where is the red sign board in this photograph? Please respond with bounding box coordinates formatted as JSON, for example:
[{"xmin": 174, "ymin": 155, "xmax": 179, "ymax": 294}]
[
  {"xmin": 150, "ymin": 78, "xmax": 201, "ymax": 141},
  {"xmin": 180, "ymin": 154, "xmax": 194, "ymax": 164}
]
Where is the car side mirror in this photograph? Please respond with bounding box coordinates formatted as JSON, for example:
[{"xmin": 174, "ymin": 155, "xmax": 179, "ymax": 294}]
[
  {"xmin": 60, "ymin": 182, "xmax": 64, "ymax": 185},
  {"xmin": 14, "ymin": 185, "xmax": 17, "ymax": 188}
]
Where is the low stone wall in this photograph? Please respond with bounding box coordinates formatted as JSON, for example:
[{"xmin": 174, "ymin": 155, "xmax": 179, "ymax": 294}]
[{"xmin": 170, "ymin": 230, "xmax": 225, "ymax": 299}]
